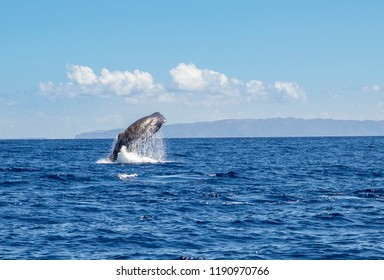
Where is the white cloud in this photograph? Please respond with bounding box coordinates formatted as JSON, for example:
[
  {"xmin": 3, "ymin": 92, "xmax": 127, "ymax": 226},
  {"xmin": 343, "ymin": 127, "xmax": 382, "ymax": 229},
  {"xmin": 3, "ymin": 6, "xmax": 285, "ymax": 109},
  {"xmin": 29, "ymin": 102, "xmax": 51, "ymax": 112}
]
[
  {"xmin": 170, "ymin": 63, "xmax": 207, "ymax": 91},
  {"xmin": 39, "ymin": 80, "xmax": 55, "ymax": 93},
  {"xmin": 201, "ymin": 69, "xmax": 229, "ymax": 90},
  {"xmin": 273, "ymin": 81, "xmax": 307, "ymax": 101},
  {"xmin": 67, "ymin": 64, "xmax": 98, "ymax": 85},
  {"xmin": 170, "ymin": 63, "xmax": 233, "ymax": 94},
  {"xmin": 40, "ymin": 64, "xmax": 163, "ymax": 100},
  {"xmin": 246, "ymin": 80, "xmax": 267, "ymax": 99},
  {"xmin": 99, "ymin": 68, "xmax": 160, "ymax": 95},
  {"xmin": 39, "ymin": 63, "xmax": 307, "ymax": 104},
  {"xmin": 170, "ymin": 63, "xmax": 306, "ymax": 102},
  {"xmin": 246, "ymin": 80, "xmax": 265, "ymax": 93}
]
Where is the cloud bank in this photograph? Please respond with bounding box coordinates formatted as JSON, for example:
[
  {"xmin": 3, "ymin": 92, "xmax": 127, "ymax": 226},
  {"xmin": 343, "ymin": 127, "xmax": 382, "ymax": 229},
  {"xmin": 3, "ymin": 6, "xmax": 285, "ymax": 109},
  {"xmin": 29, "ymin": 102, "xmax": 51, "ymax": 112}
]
[
  {"xmin": 40, "ymin": 64, "xmax": 163, "ymax": 102},
  {"xmin": 39, "ymin": 63, "xmax": 307, "ymax": 104},
  {"xmin": 169, "ymin": 63, "xmax": 307, "ymax": 102}
]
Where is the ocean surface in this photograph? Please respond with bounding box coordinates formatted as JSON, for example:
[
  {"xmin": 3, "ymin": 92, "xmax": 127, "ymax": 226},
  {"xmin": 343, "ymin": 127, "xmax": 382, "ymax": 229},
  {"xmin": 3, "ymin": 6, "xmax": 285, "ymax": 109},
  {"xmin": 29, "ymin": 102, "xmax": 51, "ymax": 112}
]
[{"xmin": 1, "ymin": 137, "xmax": 383, "ymax": 260}]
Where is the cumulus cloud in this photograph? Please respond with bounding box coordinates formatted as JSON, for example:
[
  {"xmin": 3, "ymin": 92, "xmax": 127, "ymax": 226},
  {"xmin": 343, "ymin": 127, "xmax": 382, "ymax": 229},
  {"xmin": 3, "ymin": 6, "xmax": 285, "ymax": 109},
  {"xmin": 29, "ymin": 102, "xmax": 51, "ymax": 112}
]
[
  {"xmin": 67, "ymin": 64, "xmax": 98, "ymax": 85},
  {"xmin": 39, "ymin": 63, "xmax": 307, "ymax": 104},
  {"xmin": 169, "ymin": 63, "xmax": 307, "ymax": 102},
  {"xmin": 39, "ymin": 64, "xmax": 164, "ymax": 101},
  {"xmin": 99, "ymin": 68, "xmax": 159, "ymax": 95},
  {"xmin": 170, "ymin": 63, "xmax": 206, "ymax": 91},
  {"xmin": 273, "ymin": 81, "xmax": 307, "ymax": 101},
  {"xmin": 170, "ymin": 63, "xmax": 230, "ymax": 93},
  {"xmin": 245, "ymin": 80, "xmax": 267, "ymax": 99}
]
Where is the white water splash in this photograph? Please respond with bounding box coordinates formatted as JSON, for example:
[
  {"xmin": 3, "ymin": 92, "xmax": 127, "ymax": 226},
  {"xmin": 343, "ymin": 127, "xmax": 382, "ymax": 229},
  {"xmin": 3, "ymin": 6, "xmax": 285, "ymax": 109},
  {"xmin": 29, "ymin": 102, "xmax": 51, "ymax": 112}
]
[
  {"xmin": 118, "ymin": 173, "xmax": 138, "ymax": 180},
  {"xmin": 96, "ymin": 131, "xmax": 166, "ymax": 164},
  {"xmin": 96, "ymin": 158, "xmax": 113, "ymax": 164},
  {"xmin": 116, "ymin": 147, "xmax": 159, "ymax": 163},
  {"xmin": 116, "ymin": 132, "xmax": 166, "ymax": 164}
]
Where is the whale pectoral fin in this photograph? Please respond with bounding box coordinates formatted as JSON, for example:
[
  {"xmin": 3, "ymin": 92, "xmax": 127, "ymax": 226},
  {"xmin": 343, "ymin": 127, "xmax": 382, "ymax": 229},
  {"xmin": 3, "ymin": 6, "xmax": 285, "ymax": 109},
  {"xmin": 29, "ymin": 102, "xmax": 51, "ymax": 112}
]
[{"xmin": 110, "ymin": 133, "xmax": 126, "ymax": 161}]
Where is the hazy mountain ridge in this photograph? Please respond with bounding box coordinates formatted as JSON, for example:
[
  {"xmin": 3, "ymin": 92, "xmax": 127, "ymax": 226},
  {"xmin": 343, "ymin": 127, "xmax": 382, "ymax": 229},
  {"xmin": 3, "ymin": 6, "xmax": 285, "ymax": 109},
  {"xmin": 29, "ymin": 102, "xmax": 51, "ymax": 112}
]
[{"xmin": 74, "ymin": 118, "xmax": 384, "ymax": 139}]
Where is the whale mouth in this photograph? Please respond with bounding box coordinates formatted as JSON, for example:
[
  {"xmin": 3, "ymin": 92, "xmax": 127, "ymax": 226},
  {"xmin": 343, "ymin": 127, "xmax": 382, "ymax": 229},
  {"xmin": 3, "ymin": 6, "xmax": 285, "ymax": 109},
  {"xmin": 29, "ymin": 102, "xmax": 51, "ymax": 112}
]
[{"xmin": 153, "ymin": 112, "xmax": 166, "ymax": 124}]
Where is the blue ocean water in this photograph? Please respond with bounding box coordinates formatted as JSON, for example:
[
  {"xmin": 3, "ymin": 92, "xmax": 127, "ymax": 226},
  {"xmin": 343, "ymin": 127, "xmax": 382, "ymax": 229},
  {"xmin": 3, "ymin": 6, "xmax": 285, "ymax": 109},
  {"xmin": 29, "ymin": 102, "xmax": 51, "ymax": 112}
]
[{"xmin": 0, "ymin": 137, "xmax": 383, "ymax": 260}]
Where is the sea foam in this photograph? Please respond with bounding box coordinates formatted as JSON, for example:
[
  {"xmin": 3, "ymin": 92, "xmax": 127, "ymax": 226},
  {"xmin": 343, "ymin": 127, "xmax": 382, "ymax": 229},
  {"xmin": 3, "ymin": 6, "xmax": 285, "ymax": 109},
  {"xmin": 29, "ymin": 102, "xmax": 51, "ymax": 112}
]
[
  {"xmin": 113, "ymin": 132, "xmax": 165, "ymax": 164},
  {"xmin": 116, "ymin": 147, "xmax": 159, "ymax": 163}
]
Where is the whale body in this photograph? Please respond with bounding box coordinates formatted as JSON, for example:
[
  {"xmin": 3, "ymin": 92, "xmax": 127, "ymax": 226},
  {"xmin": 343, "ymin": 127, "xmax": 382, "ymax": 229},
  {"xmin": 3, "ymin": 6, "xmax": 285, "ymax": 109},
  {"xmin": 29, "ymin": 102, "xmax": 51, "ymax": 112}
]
[{"xmin": 109, "ymin": 112, "xmax": 166, "ymax": 161}]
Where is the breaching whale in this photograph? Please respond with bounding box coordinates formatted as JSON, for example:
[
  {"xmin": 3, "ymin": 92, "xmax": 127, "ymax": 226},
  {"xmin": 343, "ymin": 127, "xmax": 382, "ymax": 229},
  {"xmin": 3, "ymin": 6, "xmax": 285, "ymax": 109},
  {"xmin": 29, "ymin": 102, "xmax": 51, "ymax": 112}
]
[{"xmin": 109, "ymin": 112, "xmax": 166, "ymax": 162}]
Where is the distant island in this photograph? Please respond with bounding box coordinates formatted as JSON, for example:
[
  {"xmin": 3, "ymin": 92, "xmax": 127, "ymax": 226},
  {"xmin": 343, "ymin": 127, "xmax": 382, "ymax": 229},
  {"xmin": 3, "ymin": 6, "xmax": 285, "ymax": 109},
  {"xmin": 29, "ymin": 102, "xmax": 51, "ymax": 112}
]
[{"xmin": 75, "ymin": 118, "xmax": 384, "ymax": 139}]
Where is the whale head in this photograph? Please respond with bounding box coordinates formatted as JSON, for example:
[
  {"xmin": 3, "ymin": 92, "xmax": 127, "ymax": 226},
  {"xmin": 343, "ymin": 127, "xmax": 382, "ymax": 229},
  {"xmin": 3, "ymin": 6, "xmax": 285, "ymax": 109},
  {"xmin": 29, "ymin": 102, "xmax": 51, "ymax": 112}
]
[
  {"xmin": 136, "ymin": 112, "xmax": 166, "ymax": 137},
  {"xmin": 146, "ymin": 112, "xmax": 166, "ymax": 133}
]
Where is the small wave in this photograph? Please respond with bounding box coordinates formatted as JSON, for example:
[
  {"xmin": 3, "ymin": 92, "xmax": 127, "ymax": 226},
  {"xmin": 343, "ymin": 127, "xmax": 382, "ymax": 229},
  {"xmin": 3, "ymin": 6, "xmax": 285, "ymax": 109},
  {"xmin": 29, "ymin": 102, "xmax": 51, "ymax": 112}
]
[
  {"xmin": 222, "ymin": 201, "xmax": 250, "ymax": 206},
  {"xmin": 353, "ymin": 188, "xmax": 384, "ymax": 199},
  {"xmin": 118, "ymin": 173, "xmax": 138, "ymax": 180},
  {"xmin": 96, "ymin": 158, "xmax": 113, "ymax": 164},
  {"xmin": 178, "ymin": 256, "xmax": 205, "ymax": 260}
]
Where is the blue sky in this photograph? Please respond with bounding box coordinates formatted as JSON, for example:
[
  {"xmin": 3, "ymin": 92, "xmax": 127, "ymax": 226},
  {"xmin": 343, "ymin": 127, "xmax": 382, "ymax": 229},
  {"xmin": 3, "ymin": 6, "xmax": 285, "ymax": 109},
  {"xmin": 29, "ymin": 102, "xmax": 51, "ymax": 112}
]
[{"xmin": 1, "ymin": 0, "xmax": 384, "ymax": 138}]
